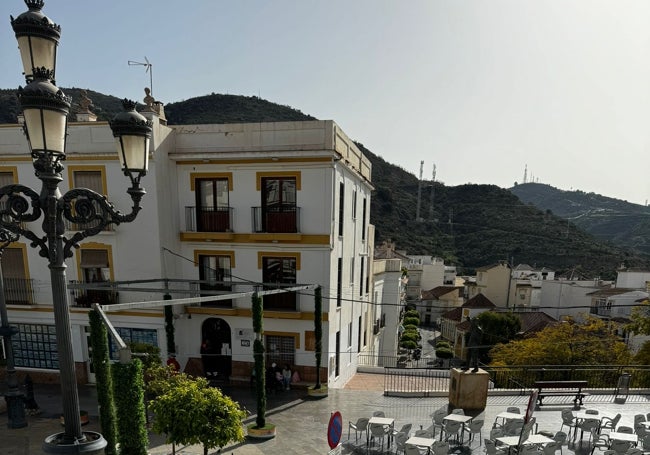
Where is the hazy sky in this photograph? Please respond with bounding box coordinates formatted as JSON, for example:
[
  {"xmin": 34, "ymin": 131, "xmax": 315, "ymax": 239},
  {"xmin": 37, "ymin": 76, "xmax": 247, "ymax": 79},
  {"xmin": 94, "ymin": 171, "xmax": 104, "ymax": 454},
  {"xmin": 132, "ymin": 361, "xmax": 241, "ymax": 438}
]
[{"xmin": 2, "ymin": 1, "xmax": 650, "ymax": 204}]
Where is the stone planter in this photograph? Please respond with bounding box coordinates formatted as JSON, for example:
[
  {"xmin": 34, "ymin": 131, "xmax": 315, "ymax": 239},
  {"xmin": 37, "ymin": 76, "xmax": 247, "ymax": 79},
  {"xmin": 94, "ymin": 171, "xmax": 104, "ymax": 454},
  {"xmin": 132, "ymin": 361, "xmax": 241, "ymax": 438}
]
[
  {"xmin": 247, "ymin": 423, "xmax": 277, "ymax": 439},
  {"xmin": 307, "ymin": 385, "xmax": 328, "ymax": 398},
  {"xmin": 42, "ymin": 431, "xmax": 107, "ymax": 454}
]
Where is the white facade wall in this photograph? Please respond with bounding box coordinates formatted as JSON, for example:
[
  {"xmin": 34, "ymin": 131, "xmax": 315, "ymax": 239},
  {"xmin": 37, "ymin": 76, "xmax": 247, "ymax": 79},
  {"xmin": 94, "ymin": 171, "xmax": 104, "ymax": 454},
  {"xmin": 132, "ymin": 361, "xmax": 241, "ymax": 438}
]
[
  {"xmin": 3, "ymin": 118, "xmax": 373, "ymax": 388},
  {"xmin": 616, "ymin": 270, "xmax": 650, "ymax": 289},
  {"xmin": 539, "ymin": 280, "xmax": 604, "ymax": 321}
]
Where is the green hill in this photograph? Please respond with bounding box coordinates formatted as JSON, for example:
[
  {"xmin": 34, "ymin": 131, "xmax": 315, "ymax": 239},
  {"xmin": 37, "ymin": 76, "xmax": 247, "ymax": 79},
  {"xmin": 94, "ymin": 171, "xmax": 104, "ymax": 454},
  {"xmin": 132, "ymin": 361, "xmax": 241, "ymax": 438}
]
[
  {"xmin": 361, "ymin": 145, "xmax": 648, "ymax": 278},
  {"xmin": 2, "ymin": 89, "xmax": 647, "ymax": 278},
  {"xmin": 510, "ymin": 183, "xmax": 650, "ymax": 257}
]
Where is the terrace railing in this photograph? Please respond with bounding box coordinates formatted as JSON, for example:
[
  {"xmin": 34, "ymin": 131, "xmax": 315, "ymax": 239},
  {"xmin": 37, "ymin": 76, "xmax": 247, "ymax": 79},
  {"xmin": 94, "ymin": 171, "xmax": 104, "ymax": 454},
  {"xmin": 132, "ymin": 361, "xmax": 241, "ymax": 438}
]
[{"xmin": 375, "ymin": 360, "xmax": 650, "ymax": 396}]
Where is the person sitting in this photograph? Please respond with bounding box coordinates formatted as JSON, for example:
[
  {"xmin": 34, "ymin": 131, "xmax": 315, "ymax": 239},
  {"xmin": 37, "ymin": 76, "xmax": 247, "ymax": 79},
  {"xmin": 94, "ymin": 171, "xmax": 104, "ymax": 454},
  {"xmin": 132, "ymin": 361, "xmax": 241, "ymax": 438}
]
[{"xmin": 282, "ymin": 364, "xmax": 292, "ymax": 390}]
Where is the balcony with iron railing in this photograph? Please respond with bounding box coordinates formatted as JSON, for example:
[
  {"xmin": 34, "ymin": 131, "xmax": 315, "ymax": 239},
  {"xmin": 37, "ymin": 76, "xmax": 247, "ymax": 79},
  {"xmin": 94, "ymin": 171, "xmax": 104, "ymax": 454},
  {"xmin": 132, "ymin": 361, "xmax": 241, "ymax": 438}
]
[
  {"xmin": 252, "ymin": 206, "xmax": 300, "ymax": 233},
  {"xmin": 590, "ymin": 305, "xmax": 612, "ymax": 317},
  {"xmin": 2, "ymin": 277, "xmax": 36, "ymax": 305},
  {"xmin": 68, "ymin": 280, "xmax": 119, "ymax": 307},
  {"xmin": 184, "ymin": 206, "xmax": 234, "ymax": 232}
]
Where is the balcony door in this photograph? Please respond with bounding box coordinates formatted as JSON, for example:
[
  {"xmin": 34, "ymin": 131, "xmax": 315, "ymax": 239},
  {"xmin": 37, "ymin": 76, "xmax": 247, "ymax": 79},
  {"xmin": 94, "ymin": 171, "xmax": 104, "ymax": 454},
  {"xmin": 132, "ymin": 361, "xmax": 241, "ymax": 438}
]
[
  {"xmin": 79, "ymin": 249, "xmax": 112, "ymax": 306},
  {"xmin": 261, "ymin": 177, "xmax": 296, "ymax": 233},
  {"xmin": 198, "ymin": 254, "xmax": 232, "ymax": 307},
  {"xmin": 262, "ymin": 256, "xmax": 296, "ymax": 310},
  {"xmin": 196, "ymin": 178, "xmax": 230, "ymax": 232}
]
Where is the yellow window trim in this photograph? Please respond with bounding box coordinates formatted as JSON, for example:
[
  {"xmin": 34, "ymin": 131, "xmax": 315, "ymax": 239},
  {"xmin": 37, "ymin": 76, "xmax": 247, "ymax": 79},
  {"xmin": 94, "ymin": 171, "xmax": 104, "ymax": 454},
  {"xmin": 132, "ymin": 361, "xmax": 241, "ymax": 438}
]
[
  {"xmin": 193, "ymin": 249, "xmax": 236, "ymax": 268},
  {"xmin": 257, "ymin": 251, "xmax": 301, "ymax": 270},
  {"xmin": 67, "ymin": 165, "xmax": 108, "ymax": 195},
  {"xmin": 0, "ymin": 166, "xmax": 19, "ymax": 182},
  {"xmin": 264, "ymin": 331, "xmax": 301, "ymax": 350},
  {"xmin": 75, "ymin": 242, "xmax": 114, "ymax": 281},
  {"xmin": 189, "ymin": 172, "xmax": 234, "ymax": 191},
  {"xmin": 256, "ymin": 171, "xmax": 301, "ymax": 191}
]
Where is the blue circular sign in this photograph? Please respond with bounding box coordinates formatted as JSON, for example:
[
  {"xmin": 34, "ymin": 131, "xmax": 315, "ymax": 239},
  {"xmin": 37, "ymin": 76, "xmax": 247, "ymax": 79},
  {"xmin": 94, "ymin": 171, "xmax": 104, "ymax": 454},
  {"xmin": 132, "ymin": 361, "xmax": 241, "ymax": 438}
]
[{"xmin": 328, "ymin": 411, "xmax": 343, "ymax": 449}]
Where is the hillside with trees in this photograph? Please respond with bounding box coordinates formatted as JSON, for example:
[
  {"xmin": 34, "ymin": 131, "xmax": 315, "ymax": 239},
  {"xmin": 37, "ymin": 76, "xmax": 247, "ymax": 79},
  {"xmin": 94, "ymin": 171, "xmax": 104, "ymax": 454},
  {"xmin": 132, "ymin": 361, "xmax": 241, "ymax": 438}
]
[
  {"xmin": 510, "ymin": 182, "xmax": 650, "ymax": 256},
  {"xmin": 1, "ymin": 89, "xmax": 648, "ymax": 278}
]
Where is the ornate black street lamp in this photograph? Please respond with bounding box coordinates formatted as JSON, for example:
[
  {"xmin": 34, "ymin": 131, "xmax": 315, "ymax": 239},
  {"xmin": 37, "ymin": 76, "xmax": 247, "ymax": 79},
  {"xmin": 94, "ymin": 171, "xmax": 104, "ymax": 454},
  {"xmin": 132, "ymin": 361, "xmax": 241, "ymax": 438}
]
[
  {"xmin": 0, "ymin": 229, "xmax": 27, "ymax": 429},
  {"xmin": 1, "ymin": 1, "xmax": 153, "ymax": 452}
]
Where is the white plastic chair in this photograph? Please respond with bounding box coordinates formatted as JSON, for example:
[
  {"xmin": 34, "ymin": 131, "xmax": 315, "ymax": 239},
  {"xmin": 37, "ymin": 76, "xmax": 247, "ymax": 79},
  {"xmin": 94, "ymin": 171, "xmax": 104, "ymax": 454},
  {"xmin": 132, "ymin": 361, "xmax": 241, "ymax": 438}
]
[
  {"xmin": 348, "ymin": 417, "xmax": 369, "ymax": 442},
  {"xmin": 465, "ymin": 419, "xmax": 485, "ymax": 446},
  {"xmin": 484, "ymin": 438, "xmax": 507, "ymax": 455},
  {"xmin": 600, "ymin": 414, "xmax": 622, "ymax": 434},
  {"xmin": 609, "ymin": 440, "xmax": 632, "ymax": 455},
  {"xmin": 431, "ymin": 440, "xmax": 449, "ymax": 455},
  {"xmin": 393, "ymin": 423, "xmax": 412, "ymax": 438},
  {"xmin": 368, "ymin": 423, "xmax": 390, "ymax": 452},
  {"xmin": 394, "ymin": 432, "xmax": 409, "ymax": 455},
  {"xmin": 441, "ymin": 421, "xmax": 462, "ymax": 443},
  {"xmin": 542, "ymin": 441, "xmax": 562, "ymax": 455},
  {"xmin": 560, "ymin": 409, "xmax": 577, "ymax": 439},
  {"xmin": 431, "ymin": 408, "xmax": 447, "ymax": 438}
]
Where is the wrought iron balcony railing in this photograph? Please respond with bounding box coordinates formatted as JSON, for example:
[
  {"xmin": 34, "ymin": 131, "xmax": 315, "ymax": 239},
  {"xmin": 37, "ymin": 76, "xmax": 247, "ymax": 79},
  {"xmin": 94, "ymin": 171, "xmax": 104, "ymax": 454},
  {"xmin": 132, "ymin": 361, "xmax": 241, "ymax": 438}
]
[
  {"xmin": 252, "ymin": 206, "xmax": 300, "ymax": 233},
  {"xmin": 68, "ymin": 280, "xmax": 119, "ymax": 307},
  {"xmin": 185, "ymin": 206, "xmax": 234, "ymax": 232},
  {"xmin": 2, "ymin": 277, "xmax": 36, "ymax": 305}
]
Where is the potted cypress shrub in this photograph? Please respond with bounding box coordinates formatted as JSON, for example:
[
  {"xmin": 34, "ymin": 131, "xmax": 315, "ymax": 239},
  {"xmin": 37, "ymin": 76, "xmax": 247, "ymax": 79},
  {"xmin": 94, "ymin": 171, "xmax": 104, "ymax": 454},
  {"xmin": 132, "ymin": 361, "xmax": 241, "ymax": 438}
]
[
  {"xmin": 308, "ymin": 286, "xmax": 328, "ymax": 398},
  {"xmin": 246, "ymin": 292, "xmax": 276, "ymax": 439}
]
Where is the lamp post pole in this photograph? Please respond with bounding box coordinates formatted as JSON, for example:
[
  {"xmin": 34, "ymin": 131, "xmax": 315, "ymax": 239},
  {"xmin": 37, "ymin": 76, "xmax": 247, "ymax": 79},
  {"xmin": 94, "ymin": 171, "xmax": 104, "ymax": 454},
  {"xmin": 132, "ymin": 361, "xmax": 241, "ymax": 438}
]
[
  {"xmin": 0, "ymin": 229, "xmax": 27, "ymax": 429},
  {"xmin": 3, "ymin": 1, "xmax": 153, "ymax": 452}
]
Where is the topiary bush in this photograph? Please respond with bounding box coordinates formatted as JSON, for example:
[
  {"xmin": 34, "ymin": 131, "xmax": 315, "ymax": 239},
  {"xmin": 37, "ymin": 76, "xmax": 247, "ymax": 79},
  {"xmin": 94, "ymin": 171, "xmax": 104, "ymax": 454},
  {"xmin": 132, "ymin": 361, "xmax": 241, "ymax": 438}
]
[
  {"xmin": 404, "ymin": 310, "xmax": 420, "ymax": 319},
  {"xmin": 400, "ymin": 340, "xmax": 418, "ymax": 350},
  {"xmin": 402, "ymin": 317, "xmax": 420, "ymax": 326}
]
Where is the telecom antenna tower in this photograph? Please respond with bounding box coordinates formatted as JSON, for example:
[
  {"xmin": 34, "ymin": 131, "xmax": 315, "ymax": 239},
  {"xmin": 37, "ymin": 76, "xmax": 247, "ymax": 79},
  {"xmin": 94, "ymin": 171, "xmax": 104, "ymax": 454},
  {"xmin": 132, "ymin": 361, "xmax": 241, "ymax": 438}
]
[
  {"xmin": 523, "ymin": 164, "xmax": 528, "ymax": 184},
  {"xmin": 416, "ymin": 161, "xmax": 424, "ymax": 221},
  {"xmin": 429, "ymin": 164, "xmax": 436, "ymax": 220}
]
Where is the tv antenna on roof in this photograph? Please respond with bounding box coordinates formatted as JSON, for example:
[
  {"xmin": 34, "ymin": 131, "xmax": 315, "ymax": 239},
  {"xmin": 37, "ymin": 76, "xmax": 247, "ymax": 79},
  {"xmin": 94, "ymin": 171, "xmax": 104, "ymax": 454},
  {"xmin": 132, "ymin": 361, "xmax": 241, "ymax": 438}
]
[{"xmin": 128, "ymin": 56, "xmax": 153, "ymax": 96}]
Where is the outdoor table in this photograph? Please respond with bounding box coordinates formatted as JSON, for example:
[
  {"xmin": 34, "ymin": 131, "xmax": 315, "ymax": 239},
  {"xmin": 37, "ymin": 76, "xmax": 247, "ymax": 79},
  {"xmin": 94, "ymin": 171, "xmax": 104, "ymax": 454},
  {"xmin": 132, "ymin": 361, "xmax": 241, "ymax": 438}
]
[
  {"xmin": 494, "ymin": 411, "xmax": 524, "ymax": 428},
  {"xmin": 442, "ymin": 414, "xmax": 473, "ymax": 444},
  {"xmin": 496, "ymin": 434, "xmax": 554, "ymax": 454},
  {"xmin": 406, "ymin": 436, "xmax": 435, "ymax": 453},
  {"xmin": 608, "ymin": 432, "xmax": 638, "ymax": 444},
  {"xmin": 367, "ymin": 416, "xmax": 395, "ymax": 449}
]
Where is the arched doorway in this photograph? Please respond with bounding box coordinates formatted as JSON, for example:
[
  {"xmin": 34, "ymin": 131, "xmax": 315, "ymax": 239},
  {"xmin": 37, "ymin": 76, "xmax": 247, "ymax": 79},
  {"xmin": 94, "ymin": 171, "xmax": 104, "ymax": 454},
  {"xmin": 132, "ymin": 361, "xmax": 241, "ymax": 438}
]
[{"xmin": 200, "ymin": 318, "xmax": 232, "ymax": 382}]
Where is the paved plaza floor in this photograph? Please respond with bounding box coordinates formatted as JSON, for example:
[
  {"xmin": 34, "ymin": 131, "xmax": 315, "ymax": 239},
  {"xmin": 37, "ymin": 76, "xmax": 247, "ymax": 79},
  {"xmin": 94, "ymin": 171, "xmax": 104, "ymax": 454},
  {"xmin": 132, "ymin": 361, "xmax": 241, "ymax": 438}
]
[{"xmin": 1, "ymin": 374, "xmax": 648, "ymax": 454}]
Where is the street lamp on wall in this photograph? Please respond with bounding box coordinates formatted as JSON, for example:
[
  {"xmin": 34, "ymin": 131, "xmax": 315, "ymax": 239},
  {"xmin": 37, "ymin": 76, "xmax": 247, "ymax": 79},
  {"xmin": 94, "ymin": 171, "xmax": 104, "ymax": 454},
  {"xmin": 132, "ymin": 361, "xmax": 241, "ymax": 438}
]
[{"xmin": 1, "ymin": 0, "xmax": 153, "ymax": 452}]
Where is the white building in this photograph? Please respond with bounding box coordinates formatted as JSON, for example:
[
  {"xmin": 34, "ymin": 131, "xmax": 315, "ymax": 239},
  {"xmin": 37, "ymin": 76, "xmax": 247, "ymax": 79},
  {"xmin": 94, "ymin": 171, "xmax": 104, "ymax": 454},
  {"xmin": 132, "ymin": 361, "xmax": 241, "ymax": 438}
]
[
  {"xmin": 539, "ymin": 279, "xmax": 612, "ymax": 321},
  {"xmin": 508, "ymin": 264, "xmax": 555, "ymax": 310},
  {"xmin": 1, "ymin": 109, "xmax": 376, "ymax": 389}
]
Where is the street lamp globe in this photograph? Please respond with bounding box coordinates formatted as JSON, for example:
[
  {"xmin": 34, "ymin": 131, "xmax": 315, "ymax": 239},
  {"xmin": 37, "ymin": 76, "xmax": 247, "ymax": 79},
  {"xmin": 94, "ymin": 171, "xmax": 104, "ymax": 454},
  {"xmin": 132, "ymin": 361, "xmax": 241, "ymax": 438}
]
[
  {"xmin": 17, "ymin": 68, "xmax": 71, "ymax": 164},
  {"xmin": 110, "ymin": 99, "xmax": 153, "ymax": 184},
  {"xmin": 10, "ymin": 0, "xmax": 61, "ymax": 81}
]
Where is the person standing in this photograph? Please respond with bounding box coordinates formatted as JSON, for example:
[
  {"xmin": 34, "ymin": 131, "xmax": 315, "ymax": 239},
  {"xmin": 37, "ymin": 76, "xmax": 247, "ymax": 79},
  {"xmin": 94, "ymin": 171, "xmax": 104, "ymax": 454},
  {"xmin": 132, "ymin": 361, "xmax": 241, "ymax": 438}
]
[{"xmin": 282, "ymin": 364, "xmax": 292, "ymax": 390}]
